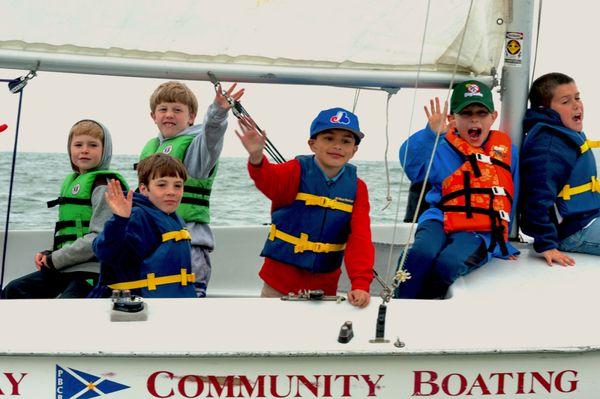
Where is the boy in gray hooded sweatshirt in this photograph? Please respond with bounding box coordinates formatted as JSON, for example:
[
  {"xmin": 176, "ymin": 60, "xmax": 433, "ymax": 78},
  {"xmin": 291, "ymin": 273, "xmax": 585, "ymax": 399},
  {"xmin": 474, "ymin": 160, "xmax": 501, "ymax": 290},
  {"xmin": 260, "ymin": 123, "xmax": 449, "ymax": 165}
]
[
  {"xmin": 1, "ymin": 120, "xmax": 128, "ymax": 299},
  {"xmin": 138, "ymin": 81, "xmax": 243, "ymax": 297}
]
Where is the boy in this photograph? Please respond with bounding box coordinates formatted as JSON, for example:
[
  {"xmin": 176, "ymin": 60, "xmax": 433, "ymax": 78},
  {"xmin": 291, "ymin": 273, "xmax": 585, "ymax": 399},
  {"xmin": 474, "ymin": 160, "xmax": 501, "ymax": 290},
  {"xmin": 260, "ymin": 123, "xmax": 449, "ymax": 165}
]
[
  {"xmin": 235, "ymin": 108, "xmax": 374, "ymax": 308},
  {"xmin": 1, "ymin": 120, "xmax": 128, "ymax": 299},
  {"xmin": 520, "ymin": 72, "xmax": 600, "ymax": 266},
  {"xmin": 139, "ymin": 81, "xmax": 243, "ymax": 297},
  {"xmin": 395, "ymin": 81, "xmax": 520, "ymax": 299},
  {"xmin": 92, "ymin": 153, "xmax": 196, "ymax": 298}
]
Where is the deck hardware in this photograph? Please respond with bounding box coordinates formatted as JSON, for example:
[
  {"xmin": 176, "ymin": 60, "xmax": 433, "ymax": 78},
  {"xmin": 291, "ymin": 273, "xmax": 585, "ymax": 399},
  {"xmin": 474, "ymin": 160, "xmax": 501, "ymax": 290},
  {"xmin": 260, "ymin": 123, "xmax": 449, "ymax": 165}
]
[
  {"xmin": 338, "ymin": 321, "xmax": 354, "ymax": 344},
  {"xmin": 207, "ymin": 71, "xmax": 286, "ymax": 164},
  {"xmin": 394, "ymin": 338, "xmax": 405, "ymax": 348},
  {"xmin": 369, "ymin": 303, "xmax": 390, "ymax": 343},
  {"xmin": 110, "ymin": 289, "xmax": 148, "ymax": 322},
  {"xmin": 7, "ymin": 62, "xmax": 39, "ymax": 94},
  {"xmin": 281, "ymin": 289, "xmax": 346, "ymax": 302}
]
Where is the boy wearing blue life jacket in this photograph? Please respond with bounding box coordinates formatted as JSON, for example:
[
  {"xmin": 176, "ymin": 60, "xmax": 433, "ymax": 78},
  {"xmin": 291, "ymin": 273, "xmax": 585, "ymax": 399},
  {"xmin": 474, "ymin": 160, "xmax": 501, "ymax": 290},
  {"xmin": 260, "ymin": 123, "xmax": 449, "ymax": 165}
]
[
  {"xmin": 1, "ymin": 120, "xmax": 128, "ymax": 299},
  {"xmin": 236, "ymin": 109, "xmax": 374, "ymax": 308},
  {"xmin": 520, "ymin": 73, "xmax": 600, "ymax": 266},
  {"xmin": 92, "ymin": 153, "xmax": 196, "ymax": 298},
  {"xmin": 395, "ymin": 81, "xmax": 520, "ymax": 299},
  {"xmin": 139, "ymin": 81, "xmax": 244, "ymax": 297}
]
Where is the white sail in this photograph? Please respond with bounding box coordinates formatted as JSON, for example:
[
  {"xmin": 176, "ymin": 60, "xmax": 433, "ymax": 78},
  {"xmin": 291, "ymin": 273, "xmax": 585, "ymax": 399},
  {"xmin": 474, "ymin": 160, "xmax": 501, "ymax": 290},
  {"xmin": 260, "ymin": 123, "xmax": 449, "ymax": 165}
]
[{"xmin": 0, "ymin": 0, "xmax": 508, "ymax": 86}]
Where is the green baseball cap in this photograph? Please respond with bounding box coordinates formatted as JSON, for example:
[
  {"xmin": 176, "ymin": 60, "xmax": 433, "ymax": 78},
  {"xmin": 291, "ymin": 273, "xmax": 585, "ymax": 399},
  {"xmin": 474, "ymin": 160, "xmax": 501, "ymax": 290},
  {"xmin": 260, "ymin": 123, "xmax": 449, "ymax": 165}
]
[{"xmin": 450, "ymin": 80, "xmax": 494, "ymax": 114}]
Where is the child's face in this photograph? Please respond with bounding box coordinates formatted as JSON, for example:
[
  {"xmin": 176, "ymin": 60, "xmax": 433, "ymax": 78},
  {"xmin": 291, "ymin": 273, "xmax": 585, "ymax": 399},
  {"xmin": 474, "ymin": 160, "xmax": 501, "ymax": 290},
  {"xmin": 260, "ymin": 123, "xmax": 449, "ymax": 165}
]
[
  {"xmin": 448, "ymin": 104, "xmax": 498, "ymax": 147},
  {"xmin": 151, "ymin": 102, "xmax": 196, "ymax": 138},
  {"xmin": 140, "ymin": 175, "xmax": 184, "ymax": 214},
  {"xmin": 70, "ymin": 134, "xmax": 103, "ymax": 173},
  {"xmin": 550, "ymin": 82, "xmax": 584, "ymax": 132},
  {"xmin": 308, "ymin": 129, "xmax": 358, "ymax": 177}
]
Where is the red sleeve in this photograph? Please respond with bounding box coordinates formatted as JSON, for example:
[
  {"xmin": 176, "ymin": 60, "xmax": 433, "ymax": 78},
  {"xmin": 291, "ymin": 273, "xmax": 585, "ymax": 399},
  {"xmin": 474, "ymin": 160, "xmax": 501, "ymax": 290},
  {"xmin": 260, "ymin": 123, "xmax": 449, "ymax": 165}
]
[
  {"xmin": 247, "ymin": 156, "xmax": 301, "ymax": 209},
  {"xmin": 343, "ymin": 178, "xmax": 374, "ymax": 292}
]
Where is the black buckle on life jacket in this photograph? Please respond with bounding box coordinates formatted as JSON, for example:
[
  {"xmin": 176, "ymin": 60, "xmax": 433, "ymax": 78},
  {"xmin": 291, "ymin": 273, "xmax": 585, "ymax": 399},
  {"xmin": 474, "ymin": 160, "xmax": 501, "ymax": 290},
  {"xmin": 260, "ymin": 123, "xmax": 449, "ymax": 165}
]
[{"xmin": 47, "ymin": 197, "xmax": 92, "ymax": 208}]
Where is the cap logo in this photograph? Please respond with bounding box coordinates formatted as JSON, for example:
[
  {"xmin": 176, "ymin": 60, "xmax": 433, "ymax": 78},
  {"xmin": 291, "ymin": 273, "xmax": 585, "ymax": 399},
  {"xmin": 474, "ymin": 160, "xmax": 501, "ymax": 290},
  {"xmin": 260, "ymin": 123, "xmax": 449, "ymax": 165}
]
[
  {"xmin": 330, "ymin": 111, "xmax": 351, "ymax": 125},
  {"xmin": 464, "ymin": 83, "xmax": 483, "ymax": 98}
]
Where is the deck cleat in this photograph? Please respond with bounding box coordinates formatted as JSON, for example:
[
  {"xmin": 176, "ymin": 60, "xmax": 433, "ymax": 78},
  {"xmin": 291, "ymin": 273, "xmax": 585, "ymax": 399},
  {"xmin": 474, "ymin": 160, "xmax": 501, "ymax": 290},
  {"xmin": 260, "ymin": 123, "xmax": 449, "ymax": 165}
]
[
  {"xmin": 338, "ymin": 321, "xmax": 354, "ymax": 344},
  {"xmin": 110, "ymin": 289, "xmax": 148, "ymax": 322},
  {"xmin": 281, "ymin": 289, "xmax": 346, "ymax": 302}
]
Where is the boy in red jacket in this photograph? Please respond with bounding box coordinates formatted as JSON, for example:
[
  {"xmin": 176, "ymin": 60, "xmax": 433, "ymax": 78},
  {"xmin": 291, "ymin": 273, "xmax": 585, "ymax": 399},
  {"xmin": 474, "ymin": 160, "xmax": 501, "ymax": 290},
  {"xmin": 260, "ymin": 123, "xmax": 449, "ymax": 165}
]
[{"xmin": 236, "ymin": 108, "xmax": 374, "ymax": 308}]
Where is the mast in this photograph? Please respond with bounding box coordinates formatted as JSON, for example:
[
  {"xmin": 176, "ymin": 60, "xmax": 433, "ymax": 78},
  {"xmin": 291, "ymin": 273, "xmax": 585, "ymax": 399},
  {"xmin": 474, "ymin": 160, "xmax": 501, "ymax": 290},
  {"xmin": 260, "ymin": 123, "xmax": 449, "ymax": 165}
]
[{"xmin": 499, "ymin": 0, "xmax": 534, "ymax": 236}]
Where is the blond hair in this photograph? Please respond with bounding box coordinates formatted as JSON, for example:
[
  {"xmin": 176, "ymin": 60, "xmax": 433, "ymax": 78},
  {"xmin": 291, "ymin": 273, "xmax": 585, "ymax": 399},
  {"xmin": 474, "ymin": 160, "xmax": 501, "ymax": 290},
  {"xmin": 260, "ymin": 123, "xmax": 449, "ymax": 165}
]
[
  {"xmin": 149, "ymin": 81, "xmax": 198, "ymax": 116},
  {"xmin": 68, "ymin": 120, "xmax": 104, "ymax": 147}
]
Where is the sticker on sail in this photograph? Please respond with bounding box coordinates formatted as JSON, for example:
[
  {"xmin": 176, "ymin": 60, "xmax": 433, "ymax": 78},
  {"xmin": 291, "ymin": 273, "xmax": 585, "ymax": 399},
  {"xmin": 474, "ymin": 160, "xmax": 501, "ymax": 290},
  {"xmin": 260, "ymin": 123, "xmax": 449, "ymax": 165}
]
[{"xmin": 505, "ymin": 32, "xmax": 523, "ymax": 66}]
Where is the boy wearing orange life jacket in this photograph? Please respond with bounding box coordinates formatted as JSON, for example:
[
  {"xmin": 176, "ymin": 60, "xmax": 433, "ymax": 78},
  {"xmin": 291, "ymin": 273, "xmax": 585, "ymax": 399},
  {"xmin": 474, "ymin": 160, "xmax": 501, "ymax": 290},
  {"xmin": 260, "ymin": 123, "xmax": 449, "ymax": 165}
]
[{"xmin": 395, "ymin": 81, "xmax": 520, "ymax": 299}]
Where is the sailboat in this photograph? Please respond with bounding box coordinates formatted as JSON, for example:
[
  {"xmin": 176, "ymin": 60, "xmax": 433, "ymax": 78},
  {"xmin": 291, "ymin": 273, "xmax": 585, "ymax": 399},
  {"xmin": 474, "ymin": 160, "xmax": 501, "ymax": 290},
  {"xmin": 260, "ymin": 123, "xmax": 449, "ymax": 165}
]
[{"xmin": 1, "ymin": 0, "xmax": 599, "ymax": 397}]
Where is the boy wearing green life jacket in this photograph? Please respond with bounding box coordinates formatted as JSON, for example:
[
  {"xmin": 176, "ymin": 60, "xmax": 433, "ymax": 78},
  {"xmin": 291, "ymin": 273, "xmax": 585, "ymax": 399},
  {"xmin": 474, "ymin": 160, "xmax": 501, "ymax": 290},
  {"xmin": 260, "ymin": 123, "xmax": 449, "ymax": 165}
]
[
  {"xmin": 139, "ymin": 81, "xmax": 244, "ymax": 297},
  {"xmin": 1, "ymin": 120, "xmax": 128, "ymax": 299}
]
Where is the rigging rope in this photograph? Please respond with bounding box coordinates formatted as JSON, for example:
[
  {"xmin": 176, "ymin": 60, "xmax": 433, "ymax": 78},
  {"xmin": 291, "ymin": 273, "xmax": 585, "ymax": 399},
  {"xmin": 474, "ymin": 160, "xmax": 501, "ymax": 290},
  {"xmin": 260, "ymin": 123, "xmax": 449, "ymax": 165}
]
[
  {"xmin": 380, "ymin": 92, "xmax": 394, "ymax": 211},
  {"xmin": 384, "ymin": 0, "xmax": 477, "ymax": 301},
  {"xmin": 381, "ymin": 0, "xmax": 433, "ymax": 290},
  {"xmin": 352, "ymin": 89, "xmax": 361, "ymax": 113},
  {"xmin": 530, "ymin": 0, "xmax": 543, "ymax": 84},
  {"xmin": 0, "ymin": 78, "xmax": 28, "ymax": 289}
]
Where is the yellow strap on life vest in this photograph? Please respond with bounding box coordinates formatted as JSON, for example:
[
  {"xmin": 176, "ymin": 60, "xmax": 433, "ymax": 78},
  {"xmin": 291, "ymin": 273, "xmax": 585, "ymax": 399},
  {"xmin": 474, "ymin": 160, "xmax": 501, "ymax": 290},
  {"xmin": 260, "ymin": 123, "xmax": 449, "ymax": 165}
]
[
  {"xmin": 558, "ymin": 176, "xmax": 600, "ymax": 200},
  {"xmin": 108, "ymin": 269, "xmax": 195, "ymax": 291},
  {"xmin": 268, "ymin": 224, "xmax": 346, "ymax": 253},
  {"xmin": 295, "ymin": 193, "xmax": 353, "ymax": 213},
  {"xmin": 580, "ymin": 140, "xmax": 600, "ymax": 153},
  {"xmin": 162, "ymin": 229, "xmax": 191, "ymax": 242}
]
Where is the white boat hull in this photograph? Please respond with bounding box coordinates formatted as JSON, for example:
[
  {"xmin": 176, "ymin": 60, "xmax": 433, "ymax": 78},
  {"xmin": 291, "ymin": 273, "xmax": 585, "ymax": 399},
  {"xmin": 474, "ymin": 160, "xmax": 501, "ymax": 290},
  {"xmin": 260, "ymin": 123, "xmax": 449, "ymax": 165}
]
[{"xmin": 1, "ymin": 225, "xmax": 599, "ymax": 398}]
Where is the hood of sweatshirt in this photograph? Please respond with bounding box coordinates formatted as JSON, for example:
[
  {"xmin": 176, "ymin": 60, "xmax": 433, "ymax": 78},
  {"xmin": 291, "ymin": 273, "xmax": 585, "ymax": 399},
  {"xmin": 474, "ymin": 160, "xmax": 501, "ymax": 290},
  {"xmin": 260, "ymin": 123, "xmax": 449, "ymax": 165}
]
[{"xmin": 68, "ymin": 119, "xmax": 114, "ymax": 172}]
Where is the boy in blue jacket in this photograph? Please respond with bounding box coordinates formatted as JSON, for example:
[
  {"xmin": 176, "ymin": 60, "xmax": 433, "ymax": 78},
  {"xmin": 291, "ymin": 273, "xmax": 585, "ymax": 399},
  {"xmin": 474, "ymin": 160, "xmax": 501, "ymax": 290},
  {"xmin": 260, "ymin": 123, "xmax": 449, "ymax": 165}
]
[
  {"xmin": 395, "ymin": 81, "xmax": 519, "ymax": 299},
  {"xmin": 520, "ymin": 72, "xmax": 600, "ymax": 266},
  {"xmin": 92, "ymin": 153, "xmax": 196, "ymax": 298}
]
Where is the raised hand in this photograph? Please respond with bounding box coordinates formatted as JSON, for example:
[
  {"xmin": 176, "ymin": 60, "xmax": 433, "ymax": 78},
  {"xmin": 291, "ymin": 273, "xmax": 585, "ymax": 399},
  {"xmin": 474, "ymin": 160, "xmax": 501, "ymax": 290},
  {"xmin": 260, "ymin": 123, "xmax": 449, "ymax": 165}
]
[
  {"xmin": 214, "ymin": 82, "xmax": 245, "ymax": 110},
  {"xmin": 104, "ymin": 179, "xmax": 133, "ymax": 218},
  {"xmin": 235, "ymin": 115, "xmax": 266, "ymax": 165},
  {"xmin": 424, "ymin": 97, "xmax": 450, "ymax": 134}
]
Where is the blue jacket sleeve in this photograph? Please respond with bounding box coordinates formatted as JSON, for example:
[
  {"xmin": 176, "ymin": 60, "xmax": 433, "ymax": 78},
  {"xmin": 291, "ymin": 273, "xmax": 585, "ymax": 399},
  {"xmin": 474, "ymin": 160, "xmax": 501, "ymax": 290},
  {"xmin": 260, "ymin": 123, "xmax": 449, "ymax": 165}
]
[
  {"xmin": 519, "ymin": 130, "xmax": 576, "ymax": 252},
  {"xmin": 93, "ymin": 211, "xmax": 158, "ymax": 265},
  {"xmin": 399, "ymin": 124, "xmax": 443, "ymax": 182}
]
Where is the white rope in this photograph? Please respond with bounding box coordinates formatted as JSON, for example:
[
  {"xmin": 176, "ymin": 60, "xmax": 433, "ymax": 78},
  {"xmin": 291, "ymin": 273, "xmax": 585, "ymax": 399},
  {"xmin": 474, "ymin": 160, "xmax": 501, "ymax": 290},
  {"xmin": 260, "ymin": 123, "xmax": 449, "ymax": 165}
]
[
  {"xmin": 383, "ymin": 0, "xmax": 432, "ymax": 283},
  {"xmin": 352, "ymin": 88, "xmax": 361, "ymax": 113},
  {"xmin": 393, "ymin": 0, "xmax": 477, "ymax": 290},
  {"xmin": 530, "ymin": 0, "xmax": 543, "ymax": 83},
  {"xmin": 380, "ymin": 92, "xmax": 394, "ymax": 211}
]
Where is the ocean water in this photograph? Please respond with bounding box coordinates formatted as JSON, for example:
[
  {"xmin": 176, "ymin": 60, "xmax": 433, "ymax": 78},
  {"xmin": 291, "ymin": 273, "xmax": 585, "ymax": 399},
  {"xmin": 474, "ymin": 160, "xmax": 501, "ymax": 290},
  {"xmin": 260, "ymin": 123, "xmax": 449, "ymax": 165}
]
[{"xmin": 0, "ymin": 152, "xmax": 411, "ymax": 230}]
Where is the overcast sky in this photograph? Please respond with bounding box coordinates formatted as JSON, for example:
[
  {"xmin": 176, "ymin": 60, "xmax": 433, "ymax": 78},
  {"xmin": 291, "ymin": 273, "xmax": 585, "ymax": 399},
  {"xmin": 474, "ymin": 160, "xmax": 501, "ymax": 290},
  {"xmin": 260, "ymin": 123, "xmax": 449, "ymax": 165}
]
[{"xmin": 1, "ymin": 1, "xmax": 598, "ymax": 161}]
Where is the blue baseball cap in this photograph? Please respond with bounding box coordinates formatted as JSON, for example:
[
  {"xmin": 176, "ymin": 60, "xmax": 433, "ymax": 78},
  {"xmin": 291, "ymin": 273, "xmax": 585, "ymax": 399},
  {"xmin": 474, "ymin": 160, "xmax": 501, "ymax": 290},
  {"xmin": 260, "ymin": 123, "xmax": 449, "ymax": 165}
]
[{"xmin": 309, "ymin": 107, "xmax": 365, "ymax": 144}]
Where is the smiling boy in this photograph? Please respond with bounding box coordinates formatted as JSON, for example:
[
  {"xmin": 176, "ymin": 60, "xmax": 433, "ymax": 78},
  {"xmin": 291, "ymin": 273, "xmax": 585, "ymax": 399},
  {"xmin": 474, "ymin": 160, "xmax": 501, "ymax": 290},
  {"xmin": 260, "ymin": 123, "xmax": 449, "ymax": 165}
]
[
  {"xmin": 236, "ymin": 108, "xmax": 374, "ymax": 308},
  {"xmin": 520, "ymin": 73, "xmax": 600, "ymax": 266},
  {"xmin": 139, "ymin": 81, "xmax": 244, "ymax": 297},
  {"xmin": 1, "ymin": 120, "xmax": 128, "ymax": 299},
  {"xmin": 395, "ymin": 81, "xmax": 520, "ymax": 299},
  {"xmin": 92, "ymin": 153, "xmax": 197, "ymax": 298}
]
